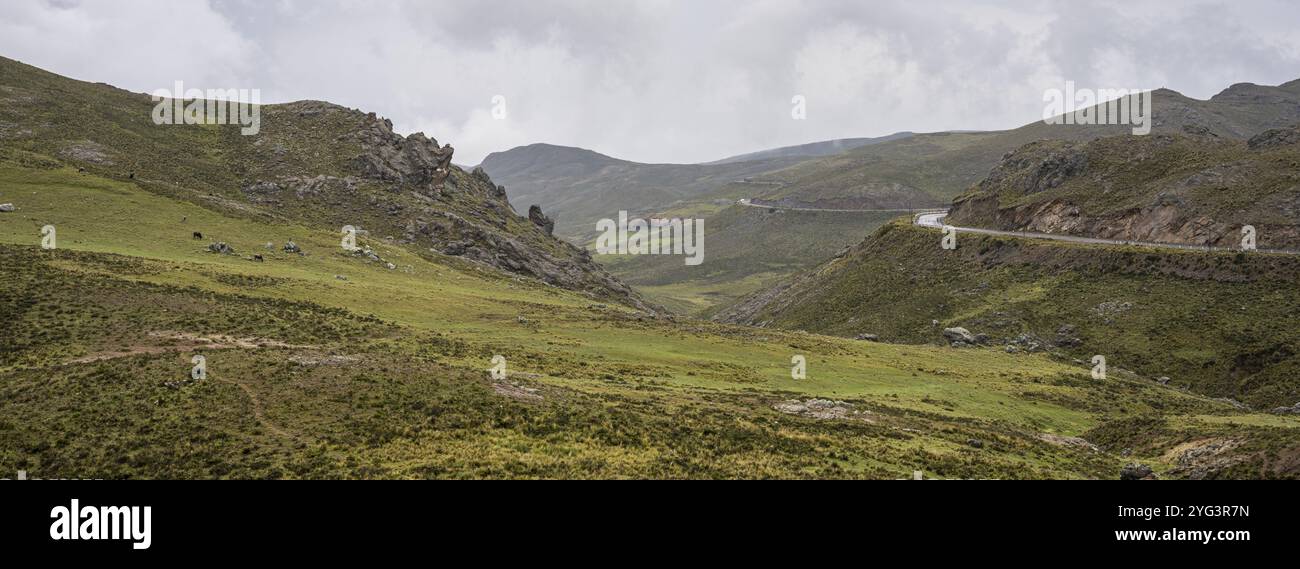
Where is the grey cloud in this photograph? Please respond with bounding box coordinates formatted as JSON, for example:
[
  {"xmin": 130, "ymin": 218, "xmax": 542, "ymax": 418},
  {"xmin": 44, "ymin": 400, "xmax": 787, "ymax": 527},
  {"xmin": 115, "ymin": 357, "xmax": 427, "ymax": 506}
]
[{"xmin": 2, "ymin": 0, "xmax": 1297, "ymax": 164}]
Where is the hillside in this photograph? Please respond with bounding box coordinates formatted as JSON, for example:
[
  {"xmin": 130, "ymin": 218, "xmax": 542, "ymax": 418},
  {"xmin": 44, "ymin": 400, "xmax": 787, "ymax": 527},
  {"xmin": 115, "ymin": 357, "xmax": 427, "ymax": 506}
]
[
  {"xmin": 479, "ymin": 133, "xmax": 910, "ymax": 242},
  {"xmin": 705, "ymin": 132, "xmax": 914, "ymax": 164},
  {"xmin": 632, "ymin": 80, "xmax": 1300, "ymax": 315},
  {"xmin": 4, "ymin": 157, "xmax": 1298, "ymax": 479},
  {"xmin": 600, "ymin": 203, "xmax": 899, "ymax": 315},
  {"xmin": 946, "ymin": 126, "xmax": 1300, "ymax": 248},
  {"xmin": 480, "ymin": 143, "xmax": 811, "ymax": 241},
  {"xmin": 0, "ymin": 55, "xmax": 651, "ymax": 312},
  {"xmin": 749, "ymin": 82, "xmax": 1300, "ymax": 210},
  {"xmin": 3, "ymin": 56, "xmax": 1296, "ymax": 479}
]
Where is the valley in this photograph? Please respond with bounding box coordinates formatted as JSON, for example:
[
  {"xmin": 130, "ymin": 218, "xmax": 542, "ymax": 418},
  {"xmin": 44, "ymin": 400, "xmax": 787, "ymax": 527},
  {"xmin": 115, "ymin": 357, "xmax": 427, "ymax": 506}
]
[{"xmin": 1, "ymin": 56, "xmax": 1297, "ymax": 480}]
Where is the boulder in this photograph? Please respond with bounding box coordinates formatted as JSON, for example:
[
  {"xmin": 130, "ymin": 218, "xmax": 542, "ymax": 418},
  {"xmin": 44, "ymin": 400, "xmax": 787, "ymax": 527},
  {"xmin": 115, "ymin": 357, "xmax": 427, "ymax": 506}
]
[
  {"xmin": 943, "ymin": 327, "xmax": 976, "ymax": 345},
  {"xmin": 207, "ymin": 242, "xmax": 235, "ymax": 255},
  {"xmin": 1270, "ymin": 402, "xmax": 1300, "ymax": 415},
  {"xmin": 855, "ymin": 333, "xmax": 880, "ymax": 342},
  {"xmin": 283, "ymin": 241, "xmax": 301, "ymax": 254},
  {"xmin": 0, "ymin": 203, "xmax": 14, "ymax": 212},
  {"xmin": 1247, "ymin": 125, "xmax": 1300, "ymax": 150},
  {"xmin": 528, "ymin": 205, "xmax": 555, "ymax": 236},
  {"xmin": 1120, "ymin": 463, "xmax": 1156, "ymax": 480}
]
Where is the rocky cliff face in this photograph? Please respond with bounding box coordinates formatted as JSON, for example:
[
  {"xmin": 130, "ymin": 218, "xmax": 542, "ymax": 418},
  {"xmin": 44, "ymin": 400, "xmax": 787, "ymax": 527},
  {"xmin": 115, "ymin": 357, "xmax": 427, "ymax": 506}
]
[{"xmin": 947, "ymin": 127, "xmax": 1300, "ymax": 249}]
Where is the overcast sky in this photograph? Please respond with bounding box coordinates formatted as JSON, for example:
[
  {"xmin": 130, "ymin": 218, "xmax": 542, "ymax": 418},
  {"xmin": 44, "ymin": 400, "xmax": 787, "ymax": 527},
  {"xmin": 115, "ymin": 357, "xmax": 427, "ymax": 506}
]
[{"xmin": 2, "ymin": 0, "xmax": 1299, "ymax": 165}]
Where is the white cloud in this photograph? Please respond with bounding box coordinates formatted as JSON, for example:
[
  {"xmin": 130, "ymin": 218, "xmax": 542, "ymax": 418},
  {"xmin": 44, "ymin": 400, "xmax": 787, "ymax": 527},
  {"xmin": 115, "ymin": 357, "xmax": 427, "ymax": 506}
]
[{"xmin": 1, "ymin": 0, "xmax": 1297, "ymax": 165}]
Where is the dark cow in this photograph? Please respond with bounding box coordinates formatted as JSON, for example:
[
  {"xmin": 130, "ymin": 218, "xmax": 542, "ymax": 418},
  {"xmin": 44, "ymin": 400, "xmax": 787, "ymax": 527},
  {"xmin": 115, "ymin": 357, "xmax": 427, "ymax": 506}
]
[
  {"xmin": 252, "ymin": 255, "xmax": 264, "ymax": 262},
  {"xmin": 192, "ymin": 232, "xmax": 204, "ymax": 240}
]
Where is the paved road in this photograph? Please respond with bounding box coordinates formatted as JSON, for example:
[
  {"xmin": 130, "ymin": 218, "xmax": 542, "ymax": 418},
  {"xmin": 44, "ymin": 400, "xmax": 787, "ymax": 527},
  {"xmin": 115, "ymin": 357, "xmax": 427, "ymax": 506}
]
[
  {"xmin": 736, "ymin": 198, "xmax": 934, "ymax": 214},
  {"xmin": 914, "ymin": 211, "xmax": 1300, "ymax": 256}
]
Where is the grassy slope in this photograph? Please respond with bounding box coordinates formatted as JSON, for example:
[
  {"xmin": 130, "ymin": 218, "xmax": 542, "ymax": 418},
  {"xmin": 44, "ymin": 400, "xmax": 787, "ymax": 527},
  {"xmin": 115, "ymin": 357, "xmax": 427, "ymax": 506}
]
[
  {"xmin": 0, "ymin": 56, "xmax": 638, "ymax": 309},
  {"xmin": 482, "ymin": 143, "xmax": 807, "ymax": 241},
  {"xmin": 601, "ymin": 202, "xmax": 900, "ymax": 315},
  {"xmin": 6, "ymin": 156, "xmax": 1291, "ymax": 478},
  {"xmin": 591, "ymin": 84, "xmax": 1300, "ymax": 318},
  {"xmin": 720, "ymin": 220, "xmax": 1300, "ymax": 412},
  {"xmin": 946, "ymin": 132, "xmax": 1300, "ymax": 248}
]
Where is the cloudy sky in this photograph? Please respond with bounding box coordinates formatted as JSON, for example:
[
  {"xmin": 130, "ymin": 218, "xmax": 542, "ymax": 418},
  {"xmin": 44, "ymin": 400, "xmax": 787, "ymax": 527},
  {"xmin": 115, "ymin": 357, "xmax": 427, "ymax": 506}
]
[{"xmin": 2, "ymin": 0, "xmax": 1299, "ymax": 164}]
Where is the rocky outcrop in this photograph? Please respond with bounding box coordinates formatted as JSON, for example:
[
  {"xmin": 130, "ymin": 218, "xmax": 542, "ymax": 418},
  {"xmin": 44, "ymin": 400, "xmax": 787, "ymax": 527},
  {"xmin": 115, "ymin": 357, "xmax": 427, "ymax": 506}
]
[
  {"xmin": 207, "ymin": 242, "xmax": 235, "ymax": 255},
  {"xmin": 943, "ymin": 327, "xmax": 976, "ymax": 346},
  {"xmin": 948, "ymin": 133, "xmax": 1300, "ymax": 249},
  {"xmin": 348, "ymin": 113, "xmax": 453, "ymax": 195},
  {"xmin": 229, "ymin": 103, "xmax": 655, "ymax": 313},
  {"xmin": 1247, "ymin": 125, "xmax": 1300, "ymax": 150},
  {"xmin": 1120, "ymin": 463, "xmax": 1156, "ymax": 480},
  {"xmin": 528, "ymin": 205, "xmax": 555, "ymax": 236}
]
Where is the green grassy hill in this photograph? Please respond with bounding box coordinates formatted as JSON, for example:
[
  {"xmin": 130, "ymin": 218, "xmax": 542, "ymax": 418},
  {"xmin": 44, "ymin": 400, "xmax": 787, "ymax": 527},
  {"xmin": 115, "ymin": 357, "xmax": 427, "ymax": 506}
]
[
  {"xmin": 601, "ymin": 201, "xmax": 899, "ymax": 315},
  {"xmin": 3, "ymin": 57, "xmax": 1294, "ymax": 479},
  {"xmin": 946, "ymin": 127, "xmax": 1300, "ymax": 249},
  {"xmin": 3, "ymin": 156, "xmax": 1295, "ymax": 479},
  {"xmin": 480, "ymin": 143, "xmax": 807, "ymax": 241},
  {"xmin": 480, "ymin": 133, "xmax": 913, "ymax": 243},
  {"xmin": 718, "ymin": 220, "xmax": 1300, "ymax": 414},
  {"xmin": 0, "ymin": 55, "xmax": 649, "ymax": 311},
  {"xmin": 539, "ymin": 80, "xmax": 1300, "ymax": 318}
]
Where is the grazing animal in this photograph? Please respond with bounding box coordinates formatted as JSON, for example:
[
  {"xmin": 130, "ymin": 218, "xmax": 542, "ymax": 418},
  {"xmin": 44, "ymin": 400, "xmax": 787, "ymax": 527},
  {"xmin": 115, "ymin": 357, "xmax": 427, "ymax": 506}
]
[
  {"xmin": 192, "ymin": 232, "xmax": 204, "ymax": 240},
  {"xmin": 252, "ymin": 254, "xmax": 264, "ymax": 262}
]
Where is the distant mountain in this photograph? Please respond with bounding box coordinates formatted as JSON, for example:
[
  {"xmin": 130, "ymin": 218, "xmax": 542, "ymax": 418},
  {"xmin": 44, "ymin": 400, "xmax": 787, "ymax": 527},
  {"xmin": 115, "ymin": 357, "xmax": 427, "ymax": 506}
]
[
  {"xmin": 479, "ymin": 135, "xmax": 912, "ymax": 241},
  {"xmin": 705, "ymin": 132, "xmax": 914, "ymax": 165},
  {"xmin": 479, "ymin": 143, "xmax": 812, "ymax": 240},
  {"xmin": 717, "ymin": 126, "xmax": 1300, "ymax": 409},
  {"xmin": 748, "ymin": 82, "xmax": 1300, "ymax": 210}
]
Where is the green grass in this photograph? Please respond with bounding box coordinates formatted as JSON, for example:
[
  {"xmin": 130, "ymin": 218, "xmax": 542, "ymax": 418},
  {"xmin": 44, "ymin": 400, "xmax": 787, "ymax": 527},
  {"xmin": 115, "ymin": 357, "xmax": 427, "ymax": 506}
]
[
  {"xmin": 721, "ymin": 221, "xmax": 1300, "ymax": 412},
  {"xmin": 5, "ymin": 158, "xmax": 1283, "ymax": 478}
]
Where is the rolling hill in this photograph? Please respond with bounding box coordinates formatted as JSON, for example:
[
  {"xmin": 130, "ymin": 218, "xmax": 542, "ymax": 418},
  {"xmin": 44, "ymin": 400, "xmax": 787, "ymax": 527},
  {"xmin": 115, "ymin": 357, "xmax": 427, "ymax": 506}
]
[
  {"xmin": 625, "ymin": 80, "xmax": 1300, "ymax": 314},
  {"xmin": 748, "ymin": 81, "xmax": 1300, "ymax": 210},
  {"xmin": 717, "ymin": 129, "xmax": 1300, "ymax": 415},
  {"xmin": 479, "ymin": 132, "xmax": 914, "ymax": 242},
  {"xmin": 3, "ymin": 56, "xmax": 1295, "ymax": 479},
  {"xmin": 945, "ymin": 125, "xmax": 1300, "ymax": 249}
]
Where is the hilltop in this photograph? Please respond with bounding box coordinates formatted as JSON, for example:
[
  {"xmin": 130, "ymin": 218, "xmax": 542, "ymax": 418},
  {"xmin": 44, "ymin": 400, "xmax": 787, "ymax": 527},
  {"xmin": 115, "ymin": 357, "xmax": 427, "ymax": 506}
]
[
  {"xmin": 3, "ymin": 56, "xmax": 1295, "ymax": 479},
  {"xmin": 717, "ymin": 129, "xmax": 1300, "ymax": 413},
  {"xmin": 479, "ymin": 132, "xmax": 914, "ymax": 243},
  {"xmin": 749, "ymin": 82, "xmax": 1300, "ymax": 210},
  {"xmin": 946, "ymin": 126, "xmax": 1300, "ymax": 249},
  {"xmin": 0, "ymin": 55, "xmax": 650, "ymax": 311}
]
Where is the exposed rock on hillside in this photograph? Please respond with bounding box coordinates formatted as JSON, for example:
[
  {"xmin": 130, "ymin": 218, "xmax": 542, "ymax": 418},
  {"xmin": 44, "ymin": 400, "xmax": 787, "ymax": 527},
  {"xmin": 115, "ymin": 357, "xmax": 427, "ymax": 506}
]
[
  {"xmin": 0, "ymin": 56, "xmax": 657, "ymax": 313},
  {"xmin": 947, "ymin": 131, "xmax": 1300, "ymax": 249},
  {"xmin": 528, "ymin": 205, "xmax": 555, "ymax": 236}
]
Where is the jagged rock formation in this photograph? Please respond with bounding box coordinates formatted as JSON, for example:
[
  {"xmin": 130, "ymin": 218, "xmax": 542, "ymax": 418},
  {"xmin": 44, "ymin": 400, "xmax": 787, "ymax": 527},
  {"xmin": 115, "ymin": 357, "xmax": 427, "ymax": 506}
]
[{"xmin": 528, "ymin": 205, "xmax": 555, "ymax": 236}]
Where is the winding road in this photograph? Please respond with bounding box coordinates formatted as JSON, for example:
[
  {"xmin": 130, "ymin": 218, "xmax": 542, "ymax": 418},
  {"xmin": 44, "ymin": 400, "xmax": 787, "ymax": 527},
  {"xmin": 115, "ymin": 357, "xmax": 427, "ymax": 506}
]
[
  {"xmin": 736, "ymin": 198, "xmax": 933, "ymax": 214},
  {"xmin": 914, "ymin": 211, "xmax": 1300, "ymax": 255},
  {"xmin": 742, "ymin": 199, "xmax": 1300, "ymax": 256}
]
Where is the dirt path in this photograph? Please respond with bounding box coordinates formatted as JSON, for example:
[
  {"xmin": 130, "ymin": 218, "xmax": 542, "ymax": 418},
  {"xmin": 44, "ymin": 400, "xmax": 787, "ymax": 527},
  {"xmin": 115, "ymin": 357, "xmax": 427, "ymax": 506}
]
[{"xmin": 63, "ymin": 331, "xmax": 312, "ymax": 443}]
